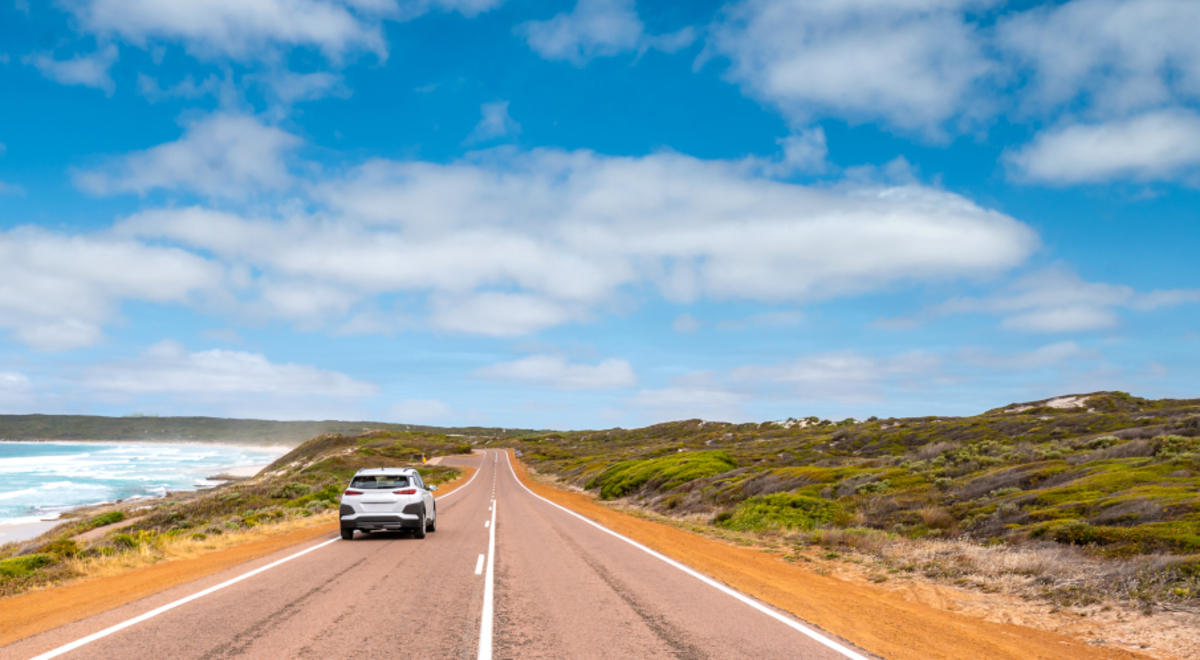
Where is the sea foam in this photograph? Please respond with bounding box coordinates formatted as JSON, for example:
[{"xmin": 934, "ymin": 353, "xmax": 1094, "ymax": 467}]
[{"xmin": 0, "ymin": 441, "xmax": 287, "ymax": 526}]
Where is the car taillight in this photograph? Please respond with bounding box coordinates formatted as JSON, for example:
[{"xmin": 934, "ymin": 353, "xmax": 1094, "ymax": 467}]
[
  {"xmin": 344, "ymin": 490, "xmax": 363, "ymax": 496},
  {"xmin": 394, "ymin": 488, "xmax": 417, "ymax": 495}
]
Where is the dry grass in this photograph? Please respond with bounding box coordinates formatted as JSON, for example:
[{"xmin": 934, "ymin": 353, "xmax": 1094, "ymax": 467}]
[
  {"xmin": 594, "ymin": 497, "xmax": 1199, "ymax": 660},
  {"xmin": 48, "ymin": 512, "xmax": 336, "ymax": 589}
]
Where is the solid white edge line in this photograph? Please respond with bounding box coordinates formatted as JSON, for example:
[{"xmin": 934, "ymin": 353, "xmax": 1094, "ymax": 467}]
[
  {"xmin": 500, "ymin": 451, "xmax": 872, "ymax": 660},
  {"xmin": 475, "ymin": 553, "xmax": 486, "ymax": 576},
  {"xmin": 33, "ymin": 451, "xmax": 492, "ymax": 659},
  {"xmin": 29, "ymin": 537, "xmax": 341, "ymax": 660},
  {"xmin": 477, "ymin": 498, "xmax": 497, "ymax": 660}
]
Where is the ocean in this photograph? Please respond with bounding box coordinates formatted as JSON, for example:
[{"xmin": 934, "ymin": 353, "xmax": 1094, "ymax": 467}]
[{"xmin": 0, "ymin": 441, "xmax": 288, "ymax": 535}]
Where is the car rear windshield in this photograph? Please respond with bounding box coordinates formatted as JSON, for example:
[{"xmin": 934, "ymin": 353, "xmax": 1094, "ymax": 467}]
[{"xmin": 349, "ymin": 475, "xmax": 410, "ymax": 489}]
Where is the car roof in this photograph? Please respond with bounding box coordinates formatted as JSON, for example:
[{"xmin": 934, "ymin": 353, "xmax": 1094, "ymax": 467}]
[{"xmin": 353, "ymin": 467, "xmax": 417, "ymax": 476}]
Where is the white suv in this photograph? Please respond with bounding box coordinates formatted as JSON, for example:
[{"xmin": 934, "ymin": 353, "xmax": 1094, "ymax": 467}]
[{"xmin": 338, "ymin": 468, "xmax": 437, "ymax": 540}]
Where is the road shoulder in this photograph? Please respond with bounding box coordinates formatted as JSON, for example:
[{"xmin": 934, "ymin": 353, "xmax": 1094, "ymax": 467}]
[{"xmin": 505, "ymin": 450, "xmax": 1153, "ymax": 660}]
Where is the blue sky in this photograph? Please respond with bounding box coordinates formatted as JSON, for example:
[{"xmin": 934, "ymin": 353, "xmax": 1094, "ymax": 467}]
[{"xmin": 0, "ymin": 0, "xmax": 1197, "ymax": 428}]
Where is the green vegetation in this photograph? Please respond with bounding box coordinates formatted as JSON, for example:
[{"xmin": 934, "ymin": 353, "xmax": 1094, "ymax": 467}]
[
  {"xmin": 516, "ymin": 392, "xmax": 1200, "ymax": 561},
  {"xmin": 587, "ymin": 451, "xmax": 736, "ymax": 499},
  {"xmin": 715, "ymin": 494, "xmax": 848, "ymax": 532},
  {"xmin": 0, "ymin": 554, "xmax": 53, "ymax": 577},
  {"xmin": 83, "ymin": 511, "xmax": 125, "ymax": 531},
  {"xmin": 0, "ymin": 429, "xmax": 481, "ymax": 597}
]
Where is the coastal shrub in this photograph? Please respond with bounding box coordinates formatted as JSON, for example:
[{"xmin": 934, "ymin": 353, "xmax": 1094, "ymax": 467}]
[
  {"xmin": 855, "ymin": 479, "xmax": 891, "ymax": 495},
  {"xmin": 1033, "ymin": 520, "xmax": 1200, "ymax": 555},
  {"xmin": 86, "ymin": 511, "xmax": 126, "ymax": 530},
  {"xmin": 0, "ymin": 554, "xmax": 53, "ymax": 577},
  {"xmin": 111, "ymin": 533, "xmax": 139, "ymax": 549},
  {"xmin": 305, "ymin": 500, "xmax": 329, "ymax": 513},
  {"xmin": 42, "ymin": 539, "xmax": 80, "ymax": 559},
  {"xmin": 286, "ymin": 485, "xmax": 341, "ymax": 509},
  {"xmin": 272, "ymin": 483, "xmax": 312, "ymax": 500},
  {"xmin": 918, "ymin": 507, "xmax": 957, "ymax": 530},
  {"xmin": 1156, "ymin": 435, "xmax": 1200, "ymax": 461},
  {"xmin": 587, "ymin": 451, "xmax": 737, "ymax": 500},
  {"xmin": 717, "ymin": 494, "xmax": 847, "ymax": 532}
]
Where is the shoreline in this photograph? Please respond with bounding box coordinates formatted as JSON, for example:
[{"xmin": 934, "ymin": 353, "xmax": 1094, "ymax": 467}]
[
  {"xmin": 0, "ymin": 519, "xmax": 65, "ymax": 546},
  {"xmin": 0, "ymin": 444, "xmax": 285, "ymax": 547}
]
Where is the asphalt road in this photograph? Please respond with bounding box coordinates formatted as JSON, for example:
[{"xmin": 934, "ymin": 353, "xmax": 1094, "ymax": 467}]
[{"xmin": 2, "ymin": 451, "xmax": 874, "ymax": 660}]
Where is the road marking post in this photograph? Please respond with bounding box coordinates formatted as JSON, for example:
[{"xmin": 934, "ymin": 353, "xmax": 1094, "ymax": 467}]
[{"xmin": 478, "ymin": 498, "xmax": 497, "ymax": 660}]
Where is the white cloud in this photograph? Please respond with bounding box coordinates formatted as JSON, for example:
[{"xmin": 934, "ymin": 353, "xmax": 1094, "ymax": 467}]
[
  {"xmin": 66, "ymin": 0, "xmax": 391, "ymax": 62},
  {"xmin": 476, "ymin": 353, "xmax": 636, "ymax": 389},
  {"xmin": 932, "ymin": 266, "xmax": 1200, "ymax": 333},
  {"xmin": 0, "ymin": 181, "xmax": 24, "ymax": 196},
  {"xmin": 707, "ymin": 0, "xmax": 995, "ymax": 136},
  {"xmin": 25, "ymin": 45, "xmax": 119, "ymax": 95},
  {"xmin": 997, "ymin": 0, "xmax": 1200, "ymax": 118},
  {"xmin": 429, "ymin": 292, "xmax": 584, "ymax": 336},
  {"xmin": 65, "ymin": 0, "xmax": 505, "ymax": 64},
  {"xmin": 1131, "ymin": 288, "xmax": 1200, "ymax": 310},
  {"xmin": 517, "ymin": 0, "xmax": 695, "ymax": 65},
  {"xmin": 628, "ymin": 372, "xmax": 748, "ymax": 423},
  {"xmin": 731, "ymin": 349, "xmax": 942, "ymax": 403},
  {"xmin": 255, "ymin": 70, "xmax": 351, "ymax": 105},
  {"xmin": 776, "ymin": 128, "xmax": 828, "ymax": 174},
  {"xmin": 386, "ymin": 398, "xmax": 454, "ymax": 424},
  {"xmin": 0, "ymin": 227, "xmax": 221, "ymax": 350},
  {"xmin": 996, "ymin": 0, "xmax": 1200, "ymax": 185},
  {"xmin": 82, "ymin": 340, "xmax": 378, "ymax": 397},
  {"xmin": 401, "ymin": 0, "xmax": 505, "ymax": 19},
  {"xmin": 938, "ymin": 267, "xmax": 1130, "ymax": 333},
  {"xmin": 117, "ymin": 146, "xmax": 1039, "ymax": 336},
  {"xmin": 1006, "ymin": 109, "xmax": 1200, "ymax": 184},
  {"xmin": 672, "ymin": 313, "xmax": 700, "ymax": 334},
  {"xmin": 75, "ymin": 113, "xmax": 301, "ymax": 199},
  {"xmin": 957, "ymin": 341, "xmax": 1100, "ymax": 370},
  {"xmin": 137, "ymin": 72, "xmax": 227, "ymax": 103},
  {"xmin": 466, "ymin": 100, "xmax": 520, "ymax": 143},
  {"xmin": 0, "ymin": 371, "xmax": 35, "ymax": 412}
]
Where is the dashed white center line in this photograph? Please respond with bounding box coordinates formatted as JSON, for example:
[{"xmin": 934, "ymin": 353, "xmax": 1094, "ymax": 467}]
[
  {"xmin": 478, "ymin": 498, "xmax": 497, "ymax": 660},
  {"xmin": 475, "ymin": 554, "xmax": 485, "ymax": 576},
  {"xmin": 484, "ymin": 520, "xmax": 490, "ymax": 527}
]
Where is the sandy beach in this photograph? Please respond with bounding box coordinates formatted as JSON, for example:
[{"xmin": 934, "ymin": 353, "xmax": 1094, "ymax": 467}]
[{"xmin": 0, "ymin": 519, "xmax": 65, "ymax": 546}]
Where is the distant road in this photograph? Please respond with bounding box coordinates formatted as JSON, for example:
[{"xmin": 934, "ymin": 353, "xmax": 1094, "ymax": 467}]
[{"xmin": 2, "ymin": 451, "xmax": 871, "ymax": 660}]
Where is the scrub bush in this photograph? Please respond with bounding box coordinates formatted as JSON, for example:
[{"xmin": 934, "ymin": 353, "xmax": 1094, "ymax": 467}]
[
  {"xmin": 587, "ymin": 451, "xmax": 737, "ymax": 500},
  {"xmin": 717, "ymin": 493, "xmax": 848, "ymax": 532}
]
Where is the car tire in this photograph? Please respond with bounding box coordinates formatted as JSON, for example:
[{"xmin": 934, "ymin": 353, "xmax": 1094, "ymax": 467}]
[
  {"xmin": 340, "ymin": 527, "xmax": 355, "ymax": 541},
  {"xmin": 428, "ymin": 505, "xmax": 437, "ymax": 532},
  {"xmin": 413, "ymin": 508, "xmax": 427, "ymax": 539}
]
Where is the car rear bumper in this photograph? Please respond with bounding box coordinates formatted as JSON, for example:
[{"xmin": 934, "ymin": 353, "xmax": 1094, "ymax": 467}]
[{"xmin": 339, "ymin": 502, "xmax": 423, "ymax": 530}]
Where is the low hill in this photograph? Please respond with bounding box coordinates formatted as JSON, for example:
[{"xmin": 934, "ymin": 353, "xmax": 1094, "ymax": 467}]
[
  {"xmin": 516, "ymin": 391, "xmax": 1200, "ymax": 556},
  {"xmin": 0, "ymin": 414, "xmax": 536, "ymax": 446}
]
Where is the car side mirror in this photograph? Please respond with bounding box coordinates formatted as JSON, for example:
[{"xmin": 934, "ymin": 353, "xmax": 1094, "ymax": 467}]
[{"xmin": 428, "ymin": 484, "xmax": 438, "ymax": 491}]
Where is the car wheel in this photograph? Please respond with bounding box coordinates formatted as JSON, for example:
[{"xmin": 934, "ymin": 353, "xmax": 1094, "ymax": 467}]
[
  {"xmin": 340, "ymin": 527, "xmax": 355, "ymax": 541},
  {"xmin": 413, "ymin": 508, "xmax": 427, "ymax": 539},
  {"xmin": 428, "ymin": 505, "xmax": 437, "ymax": 532}
]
